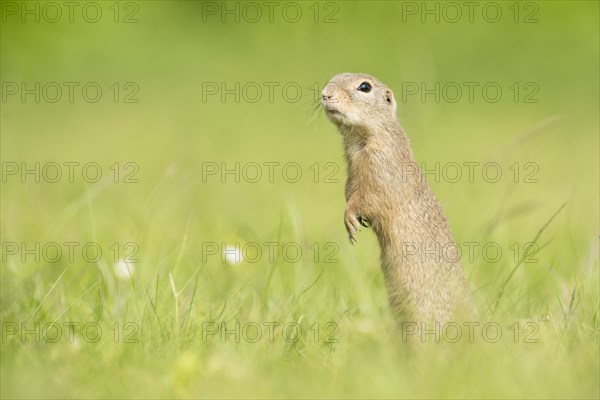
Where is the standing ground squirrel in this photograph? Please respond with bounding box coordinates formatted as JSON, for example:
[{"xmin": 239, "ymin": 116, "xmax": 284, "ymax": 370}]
[{"xmin": 321, "ymin": 73, "xmax": 470, "ymax": 325}]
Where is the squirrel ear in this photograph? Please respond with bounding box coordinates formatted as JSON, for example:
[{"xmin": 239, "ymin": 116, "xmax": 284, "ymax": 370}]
[{"xmin": 385, "ymin": 90, "xmax": 397, "ymax": 113}]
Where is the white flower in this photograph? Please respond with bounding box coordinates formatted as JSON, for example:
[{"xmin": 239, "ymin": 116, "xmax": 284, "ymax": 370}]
[
  {"xmin": 223, "ymin": 245, "xmax": 243, "ymax": 265},
  {"xmin": 115, "ymin": 259, "xmax": 135, "ymax": 279}
]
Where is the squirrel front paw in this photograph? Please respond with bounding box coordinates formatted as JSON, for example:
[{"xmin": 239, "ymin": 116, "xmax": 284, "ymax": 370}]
[{"xmin": 345, "ymin": 208, "xmax": 368, "ymax": 244}]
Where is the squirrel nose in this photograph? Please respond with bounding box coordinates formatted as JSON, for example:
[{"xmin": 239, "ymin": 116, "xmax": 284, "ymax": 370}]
[{"xmin": 322, "ymin": 94, "xmax": 332, "ymax": 101}]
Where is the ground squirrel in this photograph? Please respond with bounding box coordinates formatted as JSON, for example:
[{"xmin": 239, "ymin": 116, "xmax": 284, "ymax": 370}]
[{"xmin": 321, "ymin": 73, "xmax": 470, "ymax": 325}]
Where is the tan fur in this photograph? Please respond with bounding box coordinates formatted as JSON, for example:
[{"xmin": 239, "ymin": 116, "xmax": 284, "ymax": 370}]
[{"xmin": 321, "ymin": 73, "xmax": 470, "ymax": 325}]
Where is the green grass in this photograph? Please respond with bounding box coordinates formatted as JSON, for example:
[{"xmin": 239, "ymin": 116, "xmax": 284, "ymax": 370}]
[{"xmin": 1, "ymin": 1, "xmax": 599, "ymax": 398}]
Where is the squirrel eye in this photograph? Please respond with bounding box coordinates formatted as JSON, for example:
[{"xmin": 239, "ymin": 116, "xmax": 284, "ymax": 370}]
[{"xmin": 357, "ymin": 81, "xmax": 372, "ymax": 93}]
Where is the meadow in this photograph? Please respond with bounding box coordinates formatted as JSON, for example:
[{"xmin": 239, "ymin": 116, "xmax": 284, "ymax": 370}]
[{"xmin": 1, "ymin": 1, "xmax": 598, "ymax": 398}]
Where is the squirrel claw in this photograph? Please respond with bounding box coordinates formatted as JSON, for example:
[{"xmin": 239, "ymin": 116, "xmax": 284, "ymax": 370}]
[
  {"xmin": 344, "ymin": 210, "xmax": 361, "ymax": 245},
  {"xmin": 348, "ymin": 234, "xmax": 357, "ymax": 245}
]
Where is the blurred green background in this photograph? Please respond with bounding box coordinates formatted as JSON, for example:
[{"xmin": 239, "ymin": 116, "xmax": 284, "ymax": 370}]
[{"xmin": 1, "ymin": 1, "xmax": 598, "ymax": 398}]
